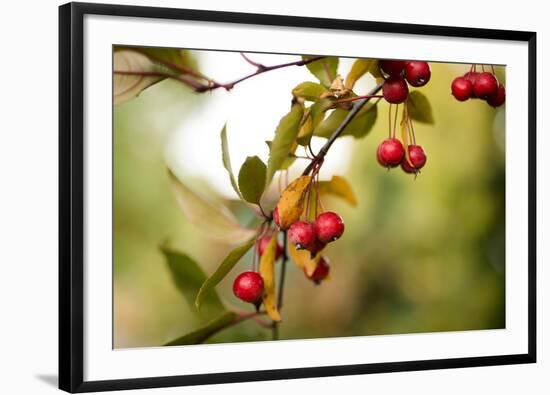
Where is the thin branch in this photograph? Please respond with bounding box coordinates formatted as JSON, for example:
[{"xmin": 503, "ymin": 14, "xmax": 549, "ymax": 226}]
[
  {"xmin": 240, "ymin": 52, "xmax": 266, "ymax": 70},
  {"xmin": 115, "ymin": 55, "xmax": 326, "ymax": 93},
  {"xmin": 302, "ymin": 81, "xmax": 385, "ymax": 176},
  {"xmin": 196, "ymin": 56, "xmax": 326, "ymax": 92},
  {"xmin": 114, "ymin": 70, "xmax": 207, "ymax": 91}
]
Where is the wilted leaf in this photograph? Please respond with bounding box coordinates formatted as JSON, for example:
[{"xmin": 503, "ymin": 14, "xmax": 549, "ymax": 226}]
[
  {"xmin": 125, "ymin": 47, "xmax": 193, "ymax": 72},
  {"xmin": 238, "ymin": 156, "xmax": 267, "ymax": 204},
  {"xmin": 195, "ymin": 238, "xmax": 256, "ymax": 310},
  {"xmin": 165, "ymin": 311, "xmax": 238, "ymax": 346},
  {"xmin": 169, "ymin": 170, "xmax": 256, "ymax": 244},
  {"xmin": 161, "ymin": 247, "xmax": 226, "ymax": 318},
  {"xmin": 114, "ymin": 50, "xmax": 164, "ymax": 105},
  {"xmin": 302, "ymin": 56, "xmax": 339, "ymax": 88},
  {"xmin": 288, "ymin": 241, "xmax": 322, "ymax": 277},
  {"xmin": 345, "ymin": 58, "xmax": 376, "ymax": 89},
  {"xmin": 266, "ymin": 104, "xmax": 304, "ymax": 185},
  {"xmin": 292, "ymin": 82, "xmax": 328, "ymax": 101},
  {"xmin": 317, "ymin": 176, "xmax": 358, "ymax": 206},
  {"xmin": 259, "ymin": 236, "xmax": 281, "ymax": 322},
  {"xmin": 276, "ymin": 176, "xmax": 312, "ymax": 229},
  {"xmin": 314, "ymin": 102, "xmax": 378, "ymax": 139},
  {"xmin": 407, "ymin": 90, "xmax": 434, "ymax": 124},
  {"xmin": 297, "ymin": 98, "xmax": 334, "ymax": 146},
  {"xmin": 220, "ymin": 125, "xmax": 242, "ymax": 199}
]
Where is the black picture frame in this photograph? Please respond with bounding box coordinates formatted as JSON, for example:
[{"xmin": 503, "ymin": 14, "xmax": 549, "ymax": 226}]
[{"xmin": 59, "ymin": 2, "xmax": 537, "ymax": 393}]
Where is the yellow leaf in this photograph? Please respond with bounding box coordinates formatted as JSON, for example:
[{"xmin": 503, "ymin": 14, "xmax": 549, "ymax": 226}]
[
  {"xmin": 276, "ymin": 176, "xmax": 312, "ymax": 229},
  {"xmin": 288, "ymin": 241, "xmax": 322, "ymax": 277},
  {"xmin": 345, "ymin": 59, "xmax": 377, "ymax": 89},
  {"xmin": 317, "ymin": 176, "xmax": 358, "ymax": 206},
  {"xmin": 259, "ymin": 236, "xmax": 281, "ymax": 322}
]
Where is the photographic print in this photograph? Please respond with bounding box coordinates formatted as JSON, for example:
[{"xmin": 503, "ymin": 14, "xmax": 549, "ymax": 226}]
[{"xmin": 113, "ymin": 48, "xmax": 506, "ymax": 349}]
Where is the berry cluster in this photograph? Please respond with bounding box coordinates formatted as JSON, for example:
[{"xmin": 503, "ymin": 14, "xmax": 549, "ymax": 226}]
[
  {"xmin": 451, "ymin": 66, "xmax": 505, "ymax": 107},
  {"xmin": 380, "ymin": 60, "xmax": 431, "ymax": 104},
  {"xmin": 286, "ymin": 211, "xmax": 345, "ymax": 255},
  {"xmin": 377, "ymin": 138, "xmax": 427, "ymax": 175}
]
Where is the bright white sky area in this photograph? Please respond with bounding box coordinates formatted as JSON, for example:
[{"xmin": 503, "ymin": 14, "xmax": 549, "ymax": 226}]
[{"xmin": 166, "ymin": 51, "xmax": 376, "ymax": 200}]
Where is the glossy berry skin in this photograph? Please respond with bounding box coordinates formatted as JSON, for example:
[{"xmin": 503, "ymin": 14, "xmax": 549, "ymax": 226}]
[
  {"xmin": 257, "ymin": 236, "xmax": 282, "ymax": 260},
  {"xmin": 487, "ymin": 84, "xmax": 506, "ymax": 107},
  {"xmin": 379, "ymin": 60, "xmax": 406, "ymax": 77},
  {"xmin": 233, "ymin": 271, "xmax": 264, "ymax": 303},
  {"xmin": 383, "ymin": 77, "xmax": 409, "ymax": 104},
  {"xmin": 405, "ymin": 61, "xmax": 431, "ymax": 87},
  {"xmin": 288, "ymin": 221, "xmax": 316, "ymax": 250},
  {"xmin": 451, "ymin": 76, "xmax": 472, "ymax": 101},
  {"xmin": 473, "ymin": 72, "xmax": 498, "ymax": 99},
  {"xmin": 377, "ymin": 138, "xmax": 405, "ymax": 168},
  {"xmin": 401, "ymin": 145, "xmax": 427, "ymax": 174},
  {"xmin": 464, "ymin": 71, "xmax": 479, "ymax": 85},
  {"xmin": 308, "ymin": 238, "xmax": 326, "ymax": 256},
  {"xmin": 463, "ymin": 72, "xmax": 479, "ymax": 98},
  {"xmin": 308, "ymin": 257, "xmax": 330, "ymax": 284},
  {"xmin": 315, "ymin": 211, "xmax": 345, "ymax": 243}
]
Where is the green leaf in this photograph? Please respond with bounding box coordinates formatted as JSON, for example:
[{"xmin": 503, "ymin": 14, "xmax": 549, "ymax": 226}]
[
  {"xmin": 161, "ymin": 247, "xmax": 226, "ymax": 318},
  {"xmin": 407, "ymin": 90, "xmax": 434, "ymax": 124},
  {"xmin": 220, "ymin": 125, "xmax": 242, "ymax": 199},
  {"xmin": 113, "ymin": 50, "xmax": 164, "ymax": 105},
  {"xmin": 314, "ymin": 102, "xmax": 378, "ymax": 139},
  {"xmin": 165, "ymin": 311, "xmax": 238, "ymax": 346},
  {"xmin": 195, "ymin": 238, "xmax": 256, "ymax": 310},
  {"xmin": 169, "ymin": 170, "xmax": 256, "ymax": 244},
  {"xmin": 266, "ymin": 141, "xmax": 296, "ymax": 170},
  {"xmin": 265, "ymin": 104, "xmax": 304, "ymax": 185},
  {"xmin": 302, "ymin": 56, "xmax": 339, "ymax": 87},
  {"xmin": 345, "ymin": 58, "xmax": 376, "ymax": 89},
  {"xmin": 292, "ymin": 82, "xmax": 328, "ymax": 101},
  {"xmin": 238, "ymin": 156, "xmax": 267, "ymax": 204},
  {"xmin": 297, "ymin": 98, "xmax": 334, "ymax": 146}
]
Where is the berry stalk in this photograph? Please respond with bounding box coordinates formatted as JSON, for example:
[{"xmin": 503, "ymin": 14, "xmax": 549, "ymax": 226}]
[{"xmin": 302, "ymin": 81, "xmax": 385, "ymax": 176}]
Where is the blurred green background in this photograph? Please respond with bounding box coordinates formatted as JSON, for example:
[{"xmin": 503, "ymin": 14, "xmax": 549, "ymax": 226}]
[{"xmin": 113, "ymin": 52, "xmax": 505, "ymax": 348}]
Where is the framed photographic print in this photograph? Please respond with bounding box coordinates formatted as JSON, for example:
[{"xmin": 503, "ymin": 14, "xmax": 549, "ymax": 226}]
[{"xmin": 59, "ymin": 2, "xmax": 537, "ymax": 393}]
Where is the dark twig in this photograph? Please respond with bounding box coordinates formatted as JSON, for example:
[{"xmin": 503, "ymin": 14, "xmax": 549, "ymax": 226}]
[
  {"xmin": 197, "ymin": 56, "xmax": 326, "ymax": 92},
  {"xmin": 115, "ymin": 55, "xmax": 326, "ymax": 93},
  {"xmin": 302, "ymin": 82, "xmax": 384, "ymax": 176}
]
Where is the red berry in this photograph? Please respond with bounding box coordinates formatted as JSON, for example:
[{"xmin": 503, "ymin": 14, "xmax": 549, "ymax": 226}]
[
  {"xmin": 473, "ymin": 72, "xmax": 498, "ymax": 99},
  {"xmin": 464, "ymin": 71, "xmax": 479, "ymax": 85},
  {"xmin": 379, "ymin": 60, "xmax": 406, "ymax": 77},
  {"xmin": 308, "ymin": 238, "xmax": 326, "ymax": 256},
  {"xmin": 401, "ymin": 145, "xmax": 427, "ymax": 174},
  {"xmin": 451, "ymin": 76, "xmax": 472, "ymax": 101},
  {"xmin": 377, "ymin": 138, "xmax": 405, "ymax": 167},
  {"xmin": 405, "ymin": 61, "xmax": 431, "ymax": 87},
  {"xmin": 257, "ymin": 236, "xmax": 282, "ymax": 260},
  {"xmin": 314, "ymin": 211, "xmax": 345, "ymax": 243},
  {"xmin": 486, "ymin": 83, "xmax": 506, "ymax": 107},
  {"xmin": 273, "ymin": 207, "xmax": 281, "ymax": 228},
  {"xmin": 288, "ymin": 221, "xmax": 316, "ymax": 250},
  {"xmin": 233, "ymin": 271, "xmax": 264, "ymax": 303},
  {"xmin": 383, "ymin": 77, "xmax": 409, "ymax": 104},
  {"xmin": 308, "ymin": 257, "xmax": 330, "ymax": 284}
]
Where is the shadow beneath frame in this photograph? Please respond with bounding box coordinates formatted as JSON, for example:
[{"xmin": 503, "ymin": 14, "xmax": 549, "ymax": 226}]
[{"xmin": 35, "ymin": 374, "xmax": 58, "ymax": 388}]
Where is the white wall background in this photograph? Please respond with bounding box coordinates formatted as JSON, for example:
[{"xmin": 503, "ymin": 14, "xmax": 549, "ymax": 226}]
[{"xmin": 0, "ymin": 0, "xmax": 547, "ymax": 394}]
